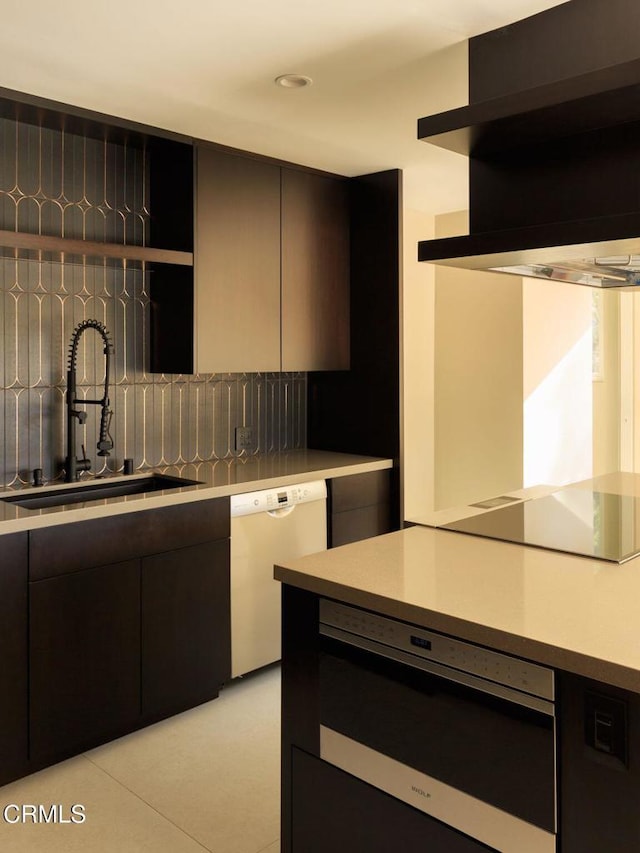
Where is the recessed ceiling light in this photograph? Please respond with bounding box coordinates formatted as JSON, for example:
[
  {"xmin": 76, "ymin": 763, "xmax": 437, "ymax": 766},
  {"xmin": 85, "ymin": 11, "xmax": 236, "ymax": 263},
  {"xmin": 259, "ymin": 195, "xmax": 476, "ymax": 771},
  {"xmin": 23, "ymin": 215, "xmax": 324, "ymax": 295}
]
[{"xmin": 274, "ymin": 74, "xmax": 313, "ymax": 89}]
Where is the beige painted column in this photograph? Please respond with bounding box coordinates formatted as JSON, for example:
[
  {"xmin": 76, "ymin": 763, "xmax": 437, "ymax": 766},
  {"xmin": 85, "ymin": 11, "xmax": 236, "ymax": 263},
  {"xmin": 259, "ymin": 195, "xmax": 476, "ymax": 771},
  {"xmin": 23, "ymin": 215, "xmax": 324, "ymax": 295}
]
[{"xmin": 402, "ymin": 208, "xmax": 436, "ymax": 517}]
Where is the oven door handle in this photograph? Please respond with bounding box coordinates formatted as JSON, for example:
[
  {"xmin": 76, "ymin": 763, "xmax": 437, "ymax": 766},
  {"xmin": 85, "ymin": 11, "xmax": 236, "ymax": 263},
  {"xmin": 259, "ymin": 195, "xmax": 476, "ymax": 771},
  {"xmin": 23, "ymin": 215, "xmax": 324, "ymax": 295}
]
[{"xmin": 320, "ymin": 623, "xmax": 555, "ymax": 717}]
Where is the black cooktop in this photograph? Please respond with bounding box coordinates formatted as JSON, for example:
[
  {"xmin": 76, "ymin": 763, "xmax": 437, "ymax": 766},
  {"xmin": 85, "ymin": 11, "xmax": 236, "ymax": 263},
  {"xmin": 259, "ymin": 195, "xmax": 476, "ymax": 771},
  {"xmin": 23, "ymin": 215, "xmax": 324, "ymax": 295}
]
[{"xmin": 440, "ymin": 489, "xmax": 640, "ymax": 563}]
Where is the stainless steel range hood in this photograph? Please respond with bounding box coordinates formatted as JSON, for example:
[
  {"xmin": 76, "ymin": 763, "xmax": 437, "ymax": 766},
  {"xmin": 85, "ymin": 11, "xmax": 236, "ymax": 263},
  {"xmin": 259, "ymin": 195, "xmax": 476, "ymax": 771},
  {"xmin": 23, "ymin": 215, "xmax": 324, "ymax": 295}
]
[
  {"xmin": 488, "ymin": 260, "xmax": 640, "ymax": 288},
  {"xmin": 418, "ymin": 214, "xmax": 640, "ymax": 289}
]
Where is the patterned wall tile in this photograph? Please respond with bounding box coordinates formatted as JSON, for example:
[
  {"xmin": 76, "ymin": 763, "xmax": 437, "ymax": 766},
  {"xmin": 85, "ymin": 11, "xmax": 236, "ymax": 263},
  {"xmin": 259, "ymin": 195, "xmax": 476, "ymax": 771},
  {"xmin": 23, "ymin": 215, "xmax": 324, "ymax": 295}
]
[{"xmin": 0, "ymin": 115, "xmax": 306, "ymax": 487}]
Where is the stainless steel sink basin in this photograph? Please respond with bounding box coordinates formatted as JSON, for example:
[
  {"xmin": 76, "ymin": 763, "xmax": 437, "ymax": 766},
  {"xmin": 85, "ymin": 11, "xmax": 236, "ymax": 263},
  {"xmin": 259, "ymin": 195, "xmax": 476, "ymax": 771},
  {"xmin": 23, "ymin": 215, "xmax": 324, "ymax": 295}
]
[{"xmin": 1, "ymin": 474, "xmax": 203, "ymax": 510}]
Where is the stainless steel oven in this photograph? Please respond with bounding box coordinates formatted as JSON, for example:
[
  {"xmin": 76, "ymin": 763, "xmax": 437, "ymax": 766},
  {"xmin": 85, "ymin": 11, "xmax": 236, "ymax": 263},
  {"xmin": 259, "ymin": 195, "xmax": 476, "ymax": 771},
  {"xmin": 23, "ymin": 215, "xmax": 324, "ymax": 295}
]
[{"xmin": 318, "ymin": 599, "xmax": 556, "ymax": 853}]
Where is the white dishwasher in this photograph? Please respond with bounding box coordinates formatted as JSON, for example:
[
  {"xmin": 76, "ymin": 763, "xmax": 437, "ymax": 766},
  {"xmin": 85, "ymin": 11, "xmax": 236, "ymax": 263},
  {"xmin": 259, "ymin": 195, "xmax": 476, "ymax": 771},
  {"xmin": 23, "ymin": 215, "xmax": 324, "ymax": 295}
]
[{"xmin": 230, "ymin": 480, "xmax": 327, "ymax": 678}]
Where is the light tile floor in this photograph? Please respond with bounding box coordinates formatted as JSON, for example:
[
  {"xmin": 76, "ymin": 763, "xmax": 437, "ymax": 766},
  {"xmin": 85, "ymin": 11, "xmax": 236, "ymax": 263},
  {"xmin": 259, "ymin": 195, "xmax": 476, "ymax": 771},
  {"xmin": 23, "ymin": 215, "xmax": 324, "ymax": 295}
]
[{"xmin": 0, "ymin": 665, "xmax": 281, "ymax": 853}]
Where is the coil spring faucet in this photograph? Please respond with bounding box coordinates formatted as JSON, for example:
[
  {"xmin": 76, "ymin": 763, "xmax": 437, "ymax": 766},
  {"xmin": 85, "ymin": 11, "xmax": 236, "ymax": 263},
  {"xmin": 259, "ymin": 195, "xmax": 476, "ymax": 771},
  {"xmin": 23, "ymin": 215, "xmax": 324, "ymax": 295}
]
[{"xmin": 65, "ymin": 319, "xmax": 114, "ymax": 483}]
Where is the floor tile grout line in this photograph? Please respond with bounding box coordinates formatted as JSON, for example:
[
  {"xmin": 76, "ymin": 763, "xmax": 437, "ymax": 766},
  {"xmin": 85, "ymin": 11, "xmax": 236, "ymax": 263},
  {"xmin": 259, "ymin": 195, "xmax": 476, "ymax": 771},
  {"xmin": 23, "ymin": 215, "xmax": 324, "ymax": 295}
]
[{"xmin": 79, "ymin": 754, "xmax": 215, "ymax": 853}]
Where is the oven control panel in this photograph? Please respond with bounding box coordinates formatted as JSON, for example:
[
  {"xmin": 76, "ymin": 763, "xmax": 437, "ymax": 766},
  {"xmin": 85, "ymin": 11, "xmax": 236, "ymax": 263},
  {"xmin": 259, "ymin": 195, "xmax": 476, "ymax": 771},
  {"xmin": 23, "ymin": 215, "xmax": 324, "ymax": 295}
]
[{"xmin": 319, "ymin": 598, "xmax": 554, "ymax": 702}]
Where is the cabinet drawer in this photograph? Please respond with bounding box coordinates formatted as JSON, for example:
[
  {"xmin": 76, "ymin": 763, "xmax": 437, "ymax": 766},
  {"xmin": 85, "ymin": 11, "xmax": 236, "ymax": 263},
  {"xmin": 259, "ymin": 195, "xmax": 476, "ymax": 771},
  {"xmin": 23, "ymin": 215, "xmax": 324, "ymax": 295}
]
[
  {"xmin": 30, "ymin": 498, "xmax": 229, "ymax": 580},
  {"xmin": 329, "ymin": 471, "xmax": 391, "ymax": 513}
]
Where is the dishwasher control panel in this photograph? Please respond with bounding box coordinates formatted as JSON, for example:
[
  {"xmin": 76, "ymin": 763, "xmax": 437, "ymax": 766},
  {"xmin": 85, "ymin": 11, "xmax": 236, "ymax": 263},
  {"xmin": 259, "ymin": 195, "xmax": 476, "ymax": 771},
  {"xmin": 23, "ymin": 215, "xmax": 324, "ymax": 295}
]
[
  {"xmin": 320, "ymin": 599, "xmax": 554, "ymax": 701},
  {"xmin": 230, "ymin": 480, "xmax": 327, "ymax": 517}
]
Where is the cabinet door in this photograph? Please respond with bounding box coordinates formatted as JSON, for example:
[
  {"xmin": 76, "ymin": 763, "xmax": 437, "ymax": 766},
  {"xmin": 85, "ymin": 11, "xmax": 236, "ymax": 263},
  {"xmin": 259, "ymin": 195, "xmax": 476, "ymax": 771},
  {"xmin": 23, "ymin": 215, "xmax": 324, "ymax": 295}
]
[
  {"xmin": 30, "ymin": 560, "xmax": 140, "ymax": 763},
  {"xmin": 559, "ymin": 672, "xmax": 640, "ymax": 852},
  {"xmin": 195, "ymin": 146, "xmax": 281, "ymax": 372},
  {"xmin": 141, "ymin": 539, "xmax": 230, "ymax": 720},
  {"xmin": 281, "ymin": 168, "xmax": 350, "ymax": 371},
  {"xmin": 0, "ymin": 533, "xmax": 28, "ymax": 784}
]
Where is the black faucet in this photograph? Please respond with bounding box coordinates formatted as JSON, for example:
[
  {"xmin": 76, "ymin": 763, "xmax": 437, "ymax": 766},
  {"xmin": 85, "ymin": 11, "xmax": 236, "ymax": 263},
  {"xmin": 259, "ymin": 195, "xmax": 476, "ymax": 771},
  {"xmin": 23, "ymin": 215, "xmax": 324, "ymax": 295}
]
[{"xmin": 65, "ymin": 319, "xmax": 114, "ymax": 483}]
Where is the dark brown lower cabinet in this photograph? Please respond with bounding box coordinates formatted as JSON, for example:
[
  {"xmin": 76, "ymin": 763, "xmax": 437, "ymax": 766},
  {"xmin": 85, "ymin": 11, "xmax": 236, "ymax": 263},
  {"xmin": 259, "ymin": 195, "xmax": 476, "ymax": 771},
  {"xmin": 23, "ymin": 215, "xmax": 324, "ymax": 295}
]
[
  {"xmin": 559, "ymin": 673, "xmax": 640, "ymax": 852},
  {"xmin": 29, "ymin": 559, "xmax": 141, "ymax": 763},
  {"xmin": 0, "ymin": 533, "xmax": 28, "ymax": 785},
  {"xmin": 328, "ymin": 470, "xmax": 392, "ymax": 547},
  {"xmin": 142, "ymin": 539, "xmax": 231, "ymax": 719},
  {"xmin": 291, "ymin": 749, "xmax": 494, "ymax": 852},
  {"xmin": 25, "ymin": 498, "xmax": 231, "ymax": 775}
]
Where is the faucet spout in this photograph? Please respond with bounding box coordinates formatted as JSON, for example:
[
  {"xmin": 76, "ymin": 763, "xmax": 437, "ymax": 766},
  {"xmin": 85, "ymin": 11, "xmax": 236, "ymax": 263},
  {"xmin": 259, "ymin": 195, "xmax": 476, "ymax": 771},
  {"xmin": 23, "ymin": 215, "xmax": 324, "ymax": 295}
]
[{"xmin": 65, "ymin": 320, "xmax": 114, "ymax": 483}]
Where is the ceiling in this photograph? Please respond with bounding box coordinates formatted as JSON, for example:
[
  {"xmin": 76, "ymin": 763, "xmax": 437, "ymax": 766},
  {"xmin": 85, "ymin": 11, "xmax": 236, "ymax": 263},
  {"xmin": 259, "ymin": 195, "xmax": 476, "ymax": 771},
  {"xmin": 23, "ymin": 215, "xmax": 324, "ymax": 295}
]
[{"xmin": 0, "ymin": 0, "xmax": 566, "ymax": 214}]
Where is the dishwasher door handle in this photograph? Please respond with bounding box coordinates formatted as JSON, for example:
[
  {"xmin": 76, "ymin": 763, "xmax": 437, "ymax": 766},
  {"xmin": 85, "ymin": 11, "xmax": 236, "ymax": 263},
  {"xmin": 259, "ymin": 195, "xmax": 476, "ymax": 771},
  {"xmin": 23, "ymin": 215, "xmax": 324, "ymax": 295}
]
[{"xmin": 267, "ymin": 505, "xmax": 297, "ymax": 519}]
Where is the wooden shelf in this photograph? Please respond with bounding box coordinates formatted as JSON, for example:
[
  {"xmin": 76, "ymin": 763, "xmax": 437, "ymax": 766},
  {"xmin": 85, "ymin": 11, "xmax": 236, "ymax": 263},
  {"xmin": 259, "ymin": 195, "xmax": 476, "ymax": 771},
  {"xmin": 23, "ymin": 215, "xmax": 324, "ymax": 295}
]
[
  {"xmin": 418, "ymin": 57, "xmax": 640, "ymax": 156},
  {"xmin": 0, "ymin": 230, "xmax": 193, "ymax": 267}
]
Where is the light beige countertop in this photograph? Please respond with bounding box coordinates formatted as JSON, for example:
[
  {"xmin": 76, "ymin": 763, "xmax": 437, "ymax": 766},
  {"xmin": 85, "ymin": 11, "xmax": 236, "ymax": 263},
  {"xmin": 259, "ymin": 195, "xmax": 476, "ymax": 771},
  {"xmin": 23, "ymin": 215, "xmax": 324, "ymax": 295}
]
[
  {"xmin": 275, "ymin": 473, "xmax": 640, "ymax": 693},
  {"xmin": 0, "ymin": 450, "xmax": 392, "ymax": 535}
]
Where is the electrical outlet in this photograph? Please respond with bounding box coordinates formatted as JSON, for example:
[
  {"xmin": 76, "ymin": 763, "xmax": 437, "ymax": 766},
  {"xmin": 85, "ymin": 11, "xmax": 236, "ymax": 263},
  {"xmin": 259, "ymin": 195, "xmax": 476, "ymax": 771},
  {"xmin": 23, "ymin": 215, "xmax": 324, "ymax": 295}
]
[{"xmin": 235, "ymin": 426, "xmax": 255, "ymax": 452}]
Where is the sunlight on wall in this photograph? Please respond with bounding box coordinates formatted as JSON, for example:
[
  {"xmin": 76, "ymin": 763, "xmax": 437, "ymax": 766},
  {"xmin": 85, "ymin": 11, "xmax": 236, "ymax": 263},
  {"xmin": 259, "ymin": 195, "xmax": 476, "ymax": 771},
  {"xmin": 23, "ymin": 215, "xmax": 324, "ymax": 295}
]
[
  {"xmin": 593, "ymin": 290, "xmax": 621, "ymax": 476},
  {"xmin": 523, "ymin": 279, "xmax": 593, "ymax": 488},
  {"xmin": 523, "ymin": 328, "xmax": 593, "ymax": 486}
]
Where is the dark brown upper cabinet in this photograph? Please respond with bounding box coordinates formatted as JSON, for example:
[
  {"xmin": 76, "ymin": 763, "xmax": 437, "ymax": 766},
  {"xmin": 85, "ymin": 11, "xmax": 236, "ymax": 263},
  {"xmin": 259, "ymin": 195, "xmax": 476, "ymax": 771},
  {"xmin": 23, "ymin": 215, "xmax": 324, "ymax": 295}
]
[
  {"xmin": 194, "ymin": 147, "xmax": 281, "ymax": 373},
  {"xmin": 151, "ymin": 145, "xmax": 350, "ymax": 374},
  {"xmin": 0, "ymin": 88, "xmax": 350, "ymax": 375},
  {"xmin": 281, "ymin": 168, "xmax": 350, "ymax": 372}
]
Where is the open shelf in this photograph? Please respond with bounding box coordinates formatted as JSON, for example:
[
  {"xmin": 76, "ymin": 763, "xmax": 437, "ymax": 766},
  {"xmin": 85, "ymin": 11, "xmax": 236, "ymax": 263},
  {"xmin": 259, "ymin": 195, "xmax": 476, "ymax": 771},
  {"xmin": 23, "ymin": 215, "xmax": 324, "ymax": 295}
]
[
  {"xmin": 0, "ymin": 230, "xmax": 193, "ymax": 266},
  {"xmin": 418, "ymin": 56, "xmax": 640, "ymax": 156}
]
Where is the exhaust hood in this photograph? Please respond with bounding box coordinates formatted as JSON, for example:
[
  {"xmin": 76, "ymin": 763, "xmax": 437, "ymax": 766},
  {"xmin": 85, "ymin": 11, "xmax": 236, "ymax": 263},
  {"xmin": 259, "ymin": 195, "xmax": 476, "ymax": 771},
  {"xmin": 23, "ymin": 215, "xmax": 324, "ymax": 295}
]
[
  {"xmin": 417, "ymin": 51, "xmax": 640, "ymax": 289},
  {"xmin": 417, "ymin": 214, "xmax": 640, "ymax": 289}
]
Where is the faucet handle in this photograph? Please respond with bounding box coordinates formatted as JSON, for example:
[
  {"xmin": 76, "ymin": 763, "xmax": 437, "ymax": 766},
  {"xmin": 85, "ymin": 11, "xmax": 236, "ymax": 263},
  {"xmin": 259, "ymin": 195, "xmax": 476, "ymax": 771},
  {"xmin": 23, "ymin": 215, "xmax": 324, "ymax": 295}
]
[{"xmin": 77, "ymin": 445, "xmax": 91, "ymax": 475}]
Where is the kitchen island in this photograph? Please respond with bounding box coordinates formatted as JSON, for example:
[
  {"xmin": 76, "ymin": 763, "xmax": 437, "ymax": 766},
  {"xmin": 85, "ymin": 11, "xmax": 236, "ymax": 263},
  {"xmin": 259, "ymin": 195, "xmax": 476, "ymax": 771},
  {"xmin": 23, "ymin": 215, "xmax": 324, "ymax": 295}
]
[{"xmin": 275, "ymin": 474, "xmax": 640, "ymax": 852}]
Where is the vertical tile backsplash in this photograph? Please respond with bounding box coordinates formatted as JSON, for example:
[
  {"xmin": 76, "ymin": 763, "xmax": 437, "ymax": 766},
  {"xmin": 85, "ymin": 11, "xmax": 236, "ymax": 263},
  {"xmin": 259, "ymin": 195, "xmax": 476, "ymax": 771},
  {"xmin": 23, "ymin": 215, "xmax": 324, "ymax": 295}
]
[{"xmin": 0, "ymin": 117, "xmax": 306, "ymax": 488}]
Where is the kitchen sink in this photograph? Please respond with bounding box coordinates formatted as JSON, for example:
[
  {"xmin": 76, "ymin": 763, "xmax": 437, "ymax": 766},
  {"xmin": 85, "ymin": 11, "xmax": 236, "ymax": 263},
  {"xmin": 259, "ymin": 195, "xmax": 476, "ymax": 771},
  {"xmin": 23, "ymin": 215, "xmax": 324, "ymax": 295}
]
[{"xmin": 1, "ymin": 474, "xmax": 203, "ymax": 510}]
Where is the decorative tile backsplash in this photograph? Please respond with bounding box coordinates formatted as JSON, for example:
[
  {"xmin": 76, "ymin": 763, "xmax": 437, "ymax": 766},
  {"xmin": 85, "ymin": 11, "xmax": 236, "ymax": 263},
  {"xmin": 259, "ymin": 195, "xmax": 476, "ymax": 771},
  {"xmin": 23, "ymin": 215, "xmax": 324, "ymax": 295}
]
[{"xmin": 0, "ymin": 118, "xmax": 306, "ymax": 488}]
